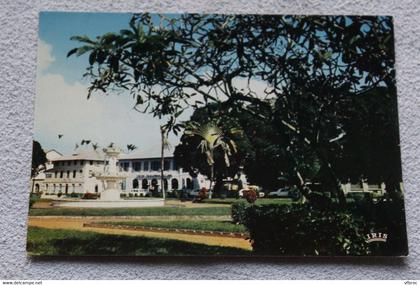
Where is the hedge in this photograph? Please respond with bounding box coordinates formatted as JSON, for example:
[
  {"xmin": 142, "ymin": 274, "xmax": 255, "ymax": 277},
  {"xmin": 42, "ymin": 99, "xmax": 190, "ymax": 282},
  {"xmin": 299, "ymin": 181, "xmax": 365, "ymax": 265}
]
[
  {"xmin": 232, "ymin": 195, "xmax": 408, "ymax": 256},
  {"xmin": 233, "ymin": 202, "xmax": 368, "ymax": 256}
]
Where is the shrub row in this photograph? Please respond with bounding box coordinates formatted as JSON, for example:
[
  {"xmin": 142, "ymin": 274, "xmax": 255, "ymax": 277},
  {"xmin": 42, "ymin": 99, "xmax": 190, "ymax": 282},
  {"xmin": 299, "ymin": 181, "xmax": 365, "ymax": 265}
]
[
  {"xmin": 232, "ymin": 202, "xmax": 368, "ymax": 256},
  {"xmin": 232, "ymin": 194, "xmax": 408, "ymax": 256}
]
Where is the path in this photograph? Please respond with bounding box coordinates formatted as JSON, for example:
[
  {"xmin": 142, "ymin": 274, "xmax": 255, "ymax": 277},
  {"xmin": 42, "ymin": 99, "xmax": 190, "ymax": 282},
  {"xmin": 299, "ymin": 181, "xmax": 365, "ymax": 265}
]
[{"xmin": 28, "ymin": 217, "xmax": 251, "ymax": 250}]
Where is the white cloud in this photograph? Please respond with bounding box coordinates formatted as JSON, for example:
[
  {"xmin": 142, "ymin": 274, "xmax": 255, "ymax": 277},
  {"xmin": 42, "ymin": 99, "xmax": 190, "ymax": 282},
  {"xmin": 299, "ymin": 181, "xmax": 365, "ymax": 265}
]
[
  {"xmin": 34, "ymin": 72, "xmax": 183, "ymax": 155},
  {"xmin": 37, "ymin": 39, "xmax": 55, "ymax": 72},
  {"xmin": 33, "ymin": 41, "xmax": 273, "ymax": 156}
]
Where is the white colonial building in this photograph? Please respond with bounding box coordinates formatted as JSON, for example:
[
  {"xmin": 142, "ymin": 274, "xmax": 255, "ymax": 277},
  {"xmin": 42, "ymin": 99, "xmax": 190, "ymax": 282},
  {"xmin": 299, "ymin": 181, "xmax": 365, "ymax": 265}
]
[
  {"xmin": 32, "ymin": 148, "xmax": 209, "ymax": 196},
  {"xmin": 118, "ymin": 152, "xmax": 209, "ymax": 196}
]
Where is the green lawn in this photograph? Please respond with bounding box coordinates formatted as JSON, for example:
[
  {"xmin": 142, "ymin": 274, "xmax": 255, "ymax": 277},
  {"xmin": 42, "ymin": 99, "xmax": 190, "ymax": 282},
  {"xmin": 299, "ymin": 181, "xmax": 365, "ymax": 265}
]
[
  {"xmin": 29, "ymin": 206, "xmax": 230, "ymax": 216},
  {"xmin": 98, "ymin": 220, "xmax": 247, "ymax": 233},
  {"xmin": 202, "ymin": 198, "xmax": 294, "ymax": 205},
  {"xmin": 27, "ymin": 226, "xmax": 250, "ymax": 256}
]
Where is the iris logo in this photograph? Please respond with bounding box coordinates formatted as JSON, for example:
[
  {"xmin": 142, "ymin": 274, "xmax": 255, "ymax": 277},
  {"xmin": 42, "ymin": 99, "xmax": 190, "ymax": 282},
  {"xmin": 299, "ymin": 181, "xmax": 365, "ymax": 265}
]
[{"xmin": 366, "ymin": 232, "xmax": 388, "ymax": 243}]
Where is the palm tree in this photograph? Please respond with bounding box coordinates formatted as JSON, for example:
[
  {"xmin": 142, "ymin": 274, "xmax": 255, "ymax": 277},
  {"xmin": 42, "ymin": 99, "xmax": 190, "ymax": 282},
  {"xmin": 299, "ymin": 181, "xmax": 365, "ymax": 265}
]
[{"xmin": 184, "ymin": 122, "xmax": 241, "ymax": 199}]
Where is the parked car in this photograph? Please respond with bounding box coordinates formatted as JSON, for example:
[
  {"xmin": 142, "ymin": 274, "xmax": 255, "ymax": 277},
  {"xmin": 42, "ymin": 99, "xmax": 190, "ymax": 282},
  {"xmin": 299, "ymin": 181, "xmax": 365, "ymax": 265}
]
[{"xmin": 267, "ymin": 187, "xmax": 291, "ymax": 198}]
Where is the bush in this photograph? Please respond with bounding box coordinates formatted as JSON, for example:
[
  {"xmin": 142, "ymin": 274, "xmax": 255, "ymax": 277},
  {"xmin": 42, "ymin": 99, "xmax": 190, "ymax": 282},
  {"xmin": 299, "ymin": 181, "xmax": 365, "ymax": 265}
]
[
  {"xmin": 57, "ymin": 192, "xmax": 63, "ymax": 198},
  {"xmin": 82, "ymin": 192, "xmax": 99, "ymax": 200},
  {"xmin": 193, "ymin": 188, "xmax": 208, "ymax": 203},
  {"xmin": 231, "ymin": 201, "xmax": 249, "ymax": 224},
  {"xmin": 346, "ymin": 192, "xmax": 408, "ymax": 256},
  {"xmin": 238, "ymin": 203, "xmax": 369, "ymax": 256},
  {"xmin": 152, "ymin": 191, "xmax": 163, "ymax": 198},
  {"xmin": 227, "ymin": 190, "xmax": 239, "ymax": 198},
  {"xmin": 69, "ymin": 192, "xmax": 80, "ymax": 198},
  {"xmin": 120, "ymin": 193, "xmax": 127, "ymax": 198},
  {"xmin": 243, "ymin": 189, "xmax": 257, "ymax": 203},
  {"xmin": 128, "ymin": 193, "xmax": 133, "ymax": 198}
]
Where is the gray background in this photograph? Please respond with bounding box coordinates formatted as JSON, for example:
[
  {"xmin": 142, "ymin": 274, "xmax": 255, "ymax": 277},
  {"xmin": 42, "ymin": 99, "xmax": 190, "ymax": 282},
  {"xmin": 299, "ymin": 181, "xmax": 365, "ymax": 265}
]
[{"xmin": 0, "ymin": 0, "xmax": 419, "ymax": 279}]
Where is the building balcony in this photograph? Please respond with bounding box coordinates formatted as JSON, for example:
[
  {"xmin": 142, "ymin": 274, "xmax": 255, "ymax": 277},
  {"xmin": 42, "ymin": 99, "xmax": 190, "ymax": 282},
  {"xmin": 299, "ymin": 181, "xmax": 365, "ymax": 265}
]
[{"xmin": 44, "ymin": 178, "xmax": 84, "ymax": 184}]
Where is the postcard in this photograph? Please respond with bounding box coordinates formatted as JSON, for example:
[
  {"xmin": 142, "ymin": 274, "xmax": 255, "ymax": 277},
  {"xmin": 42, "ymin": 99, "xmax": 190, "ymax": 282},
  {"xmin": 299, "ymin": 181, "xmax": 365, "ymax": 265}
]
[{"xmin": 28, "ymin": 12, "xmax": 408, "ymax": 256}]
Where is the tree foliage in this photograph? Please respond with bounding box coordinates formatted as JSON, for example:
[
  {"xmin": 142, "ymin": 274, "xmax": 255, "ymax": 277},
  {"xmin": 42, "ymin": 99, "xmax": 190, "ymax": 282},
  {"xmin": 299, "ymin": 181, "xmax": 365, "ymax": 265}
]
[
  {"xmin": 68, "ymin": 14, "xmax": 400, "ymax": 206},
  {"xmin": 31, "ymin": 140, "xmax": 47, "ymax": 177}
]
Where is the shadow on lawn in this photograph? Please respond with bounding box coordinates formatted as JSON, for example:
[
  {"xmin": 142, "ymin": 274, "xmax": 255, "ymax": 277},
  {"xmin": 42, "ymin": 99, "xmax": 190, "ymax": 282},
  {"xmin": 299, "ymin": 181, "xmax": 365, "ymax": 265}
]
[
  {"xmin": 27, "ymin": 227, "xmax": 250, "ymax": 256},
  {"xmin": 28, "ymin": 227, "xmax": 407, "ymax": 270}
]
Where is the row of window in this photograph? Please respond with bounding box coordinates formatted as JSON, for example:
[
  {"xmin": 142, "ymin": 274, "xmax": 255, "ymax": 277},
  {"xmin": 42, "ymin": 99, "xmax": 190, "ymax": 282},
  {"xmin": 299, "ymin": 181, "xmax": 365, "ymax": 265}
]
[
  {"xmin": 39, "ymin": 183, "xmax": 99, "ymax": 193},
  {"xmin": 54, "ymin": 160, "xmax": 100, "ymax": 167},
  {"xmin": 130, "ymin": 178, "xmax": 193, "ymax": 190},
  {"xmin": 46, "ymin": 169, "xmax": 83, "ymax": 179},
  {"xmin": 119, "ymin": 160, "xmax": 177, "ymax": 172}
]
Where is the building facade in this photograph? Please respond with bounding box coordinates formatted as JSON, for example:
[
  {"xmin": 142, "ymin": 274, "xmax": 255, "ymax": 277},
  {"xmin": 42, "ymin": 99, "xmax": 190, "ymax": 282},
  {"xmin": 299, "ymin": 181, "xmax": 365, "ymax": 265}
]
[{"xmin": 32, "ymin": 149, "xmax": 208, "ymax": 196}]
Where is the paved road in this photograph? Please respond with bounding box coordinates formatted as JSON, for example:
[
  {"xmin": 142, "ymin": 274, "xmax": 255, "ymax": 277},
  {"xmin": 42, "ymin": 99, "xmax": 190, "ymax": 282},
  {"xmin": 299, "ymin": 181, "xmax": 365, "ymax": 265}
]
[{"xmin": 28, "ymin": 216, "xmax": 252, "ymax": 250}]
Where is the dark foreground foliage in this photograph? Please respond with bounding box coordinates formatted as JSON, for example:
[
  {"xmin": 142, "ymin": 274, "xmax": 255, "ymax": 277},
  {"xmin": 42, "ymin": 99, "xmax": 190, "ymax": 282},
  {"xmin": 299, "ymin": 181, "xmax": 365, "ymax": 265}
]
[
  {"xmin": 27, "ymin": 227, "xmax": 250, "ymax": 256},
  {"xmin": 232, "ymin": 194, "xmax": 408, "ymax": 256}
]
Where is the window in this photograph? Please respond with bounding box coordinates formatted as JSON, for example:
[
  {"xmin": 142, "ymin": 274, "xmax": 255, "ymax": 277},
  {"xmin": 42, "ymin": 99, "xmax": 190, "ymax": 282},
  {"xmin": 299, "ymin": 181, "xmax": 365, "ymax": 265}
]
[
  {"xmin": 164, "ymin": 160, "xmax": 171, "ymax": 170},
  {"xmin": 132, "ymin": 179, "xmax": 139, "ymax": 189},
  {"xmin": 94, "ymin": 185, "xmax": 98, "ymax": 193},
  {"xmin": 119, "ymin": 161, "xmax": 129, "ymax": 172},
  {"xmin": 74, "ymin": 160, "xmax": 77, "ymax": 165},
  {"xmin": 67, "ymin": 161, "xmax": 71, "ymax": 166},
  {"xmin": 133, "ymin": 161, "xmax": 141, "ymax": 171},
  {"xmin": 81, "ymin": 161, "xmax": 84, "ymax": 166},
  {"xmin": 143, "ymin": 161, "xmax": 149, "ymax": 171},
  {"xmin": 151, "ymin": 179, "xmax": 158, "ymax": 191},
  {"xmin": 171, "ymin": 179, "xmax": 179, "ymax": 190},
  {"xmin": 89, "ymin": 160, "xmax": 93, "ymax": 165},
  {"xmin": 142, "ymin": 179, "xmax": 148, "ymax": 189},
  {"xmin": 67, "ymin": 170, "xmax": 70, "ymax": 178},
  {"xmin": 55, "ymin": 171, "xmax": 57, "ymax": 178},
  {"xmin": 73, "ymin": 170, "xmax": 76, "ymax": 178},
  {"xmin": 151, "ymin": 160, "xmax": 160, "ymax": 171},
  {"xmin": 60, "ymin": 171, "xmax": 63, "ymax": 178},
  {"xmin": 164, "ymin": 179, "xmax": 168, "ymax": 191}
]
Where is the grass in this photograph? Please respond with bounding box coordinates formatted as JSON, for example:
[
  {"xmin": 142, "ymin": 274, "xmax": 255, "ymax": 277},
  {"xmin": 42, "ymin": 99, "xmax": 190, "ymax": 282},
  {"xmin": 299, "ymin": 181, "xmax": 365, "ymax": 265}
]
[
  {"xmin": 202, "ymin": 198, "xmax": 294, "ymax": 205},
  {"xmin": 201, "ymin": 198, "xmax": 239, "ymax": 205},
  {"xmin": 29, "ymin": 206, "xmax": 231, "ymax": 216},
  {"xmin": 27, "ymin": 226, "xmax": 250, "ymax": 256},
  {"xmin": 254, "ymin": 198, "xmax": 294, "ymax": 205},
  {"xmin": 98, "ymin": 220, "xmax": 247, "ymax": 233}
]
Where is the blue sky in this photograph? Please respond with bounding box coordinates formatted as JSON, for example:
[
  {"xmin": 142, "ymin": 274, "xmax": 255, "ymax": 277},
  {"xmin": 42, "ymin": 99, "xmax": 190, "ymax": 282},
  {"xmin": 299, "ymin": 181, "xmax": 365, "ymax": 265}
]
[
  {"xmin": 39, "ymin": 12, "xmax": 133, "ymax": 83},
  {"xmin": 35, "ymin": 12, "xmax": 191, "ymax": 156},
  {"xmin": 34, "ymin": 12, "xmax": 269, "ymax": 156}
]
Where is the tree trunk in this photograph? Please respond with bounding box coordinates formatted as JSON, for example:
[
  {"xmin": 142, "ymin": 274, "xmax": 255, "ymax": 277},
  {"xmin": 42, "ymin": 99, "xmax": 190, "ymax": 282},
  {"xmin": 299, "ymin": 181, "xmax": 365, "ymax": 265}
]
[
  {"xmin": 208, "ymin": 164, "xmax": 214, "ymax": 199},
  {"xmin": 316, "ymin": 148, "xmax": 346, "ymax": 206},
  {"xmin": 160, "ymin": 128, "xmax": 166, "ymax": 200}
]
